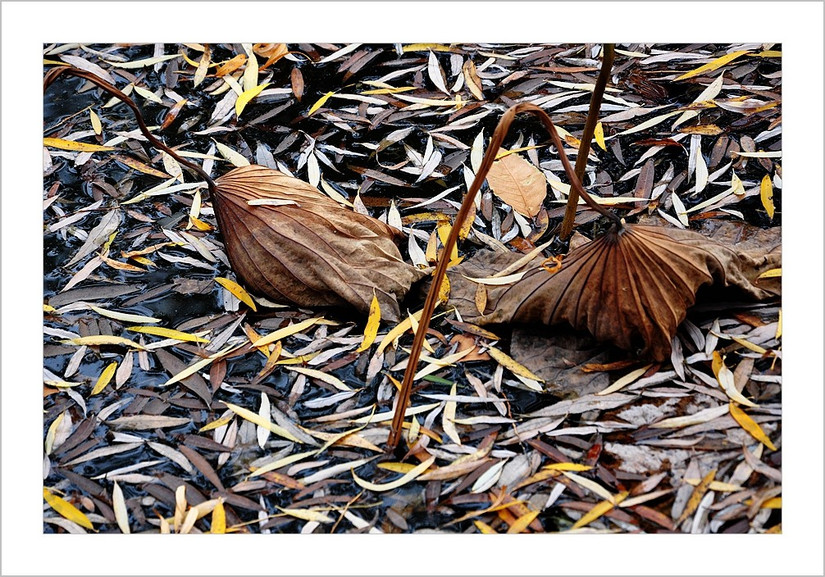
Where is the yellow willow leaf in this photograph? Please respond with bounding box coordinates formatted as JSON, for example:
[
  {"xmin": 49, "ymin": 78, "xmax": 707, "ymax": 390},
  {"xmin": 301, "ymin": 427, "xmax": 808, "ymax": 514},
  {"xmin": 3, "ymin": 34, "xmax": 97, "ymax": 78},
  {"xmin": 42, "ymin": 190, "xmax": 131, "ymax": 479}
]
[
  {"xmin": 43, "ymin": 488, "xmax": 94, "ymax": 530},
  {"xmin": 88, "ymin": 304, "xmax": 160, "ymax": 324},
  {"xmin": 378, "ymin": 462, "xmax": 419, "ymax": 474},
  {"xmin": 352, "ymin": 455, "xmax": 435, "ymax": 492},
  {"xmin": 43, "ymin": 137, "xmax": 116, "ymax": 152},
  {"xmin": 112, "ymin": 481, "xmax": 130, "ymax": 534},
  {"xmin": 44, "ymin": 411, "xmax": 65, "ymax": 456},
  {"xmin": 596, "ymin": 364, "xmax": 652, "ymax": 396},
  {"xmin": 571, "ymin": 491, "xmax": 628, "ymax": 530},
  {"xmin": 277, "ymin": 507, "xmax": 335, "ymax": 524},
  {"xmin": 594, "ymin": 121, "xmax": 606, "ymax": 151},
  {"xmin": 286, "ymin": 366, "xmax": 353, "ymax": 391},
  {"xmin": 90, "ymin": 362, "xmax": 117, "ymax": 396},
  {"xmin": 402, "ymin": 43, "xmax": 457, "ymax": 53},
  {"xmin": 215, "ymin": 277, "xmax": 257, "ymax": 311},
  {"xmin": 729, "ymin": 403, "xmax": 777, "ymax": 451},
  {"xmin": 407, "ymin": 310, "xmax": 435, "ymax": 354},
  {"xmin": 249, "ymin": 450, "xmax": 316, "ymax": 478},
  {"xmin": 211, "ymin": 499, "xmax": 226, "ymax": 534},
  {"xmin": 714, "ymin": 356, "xmax": 758, "ymax": 407},
  {"xmin": 356, "ymin": 293, "xmax": 381, "ymax": 352},
  {"xmin": 199, "ymin": 414, "xmax": 234, "ymax": 432},
  {"xmin": 730, "ymin": 335, "xmax": 768, "ymax": 355},
  {"xmin": 252, "ymin": 317, "xmax": 323, "ymax": 348},
  {"xmin": 377, "ymin": 308, "xmax": 424, "ymax": 353},
  {"xmin": 487, "ymin": 347, "xmax": 545, "ymax": 382},
  {"xmin": 650, "ymin": 404, "xmax": 730, "ymax": 428},
  {"xmin": 678, "ymin": 469, "xmax": 716, "ymax": 524},
  {"xmin": 776, "ymin": 310, "xmax": 782, "ymax": 339},
  {"xmin": 216, "ymin": 54, "xmax": 247, "ymax": 77},
  {"xmin": 474, "ymin": 519, "xmax": 498, "ymax": 534},
  {"xmin": 223, "ymin": 402, "xmax": 303, "ymax": 443},
  {"xmin": 543, "ymin": 463, "xmax": 592, "ymax": 472},
  {"xmin": 762, "ymin": 497, "xmax": 781, "ymax": 509},
  {"xmin": 507, "ymin": 509, "xmax": 540, "ymax": 534},
  {"xmin": 675, "ymin": 50, "xmax": 751, "ymax": 81},
  {"xmin": 235, "ymin": 82, "xmax": 270, "ymax": 117},
  {"xmin": 64, "ymin": 335, "xmax": 146, "ymax": 350},
  {"xmin": 308, "ymin": 91, "xmax": 335, "ymax": 116},
  {"xmin": 163, "ymin": 355, "xmax": 214, "ymax": 386},
  {"xmin": 757, "ymin": 268, "xmax": 781, "ymax": 280},
  {"xmin": 126, "ymin": 325, "xmax": 209, "ymax": 343},
  {"xmin": 115, "ymin": 155, "xmax": 171, "ymax": 179},
  {"xmin": 684, "ymin": 478, "xmax": 744, "ymax": 492},
  {"xmin": 761, "ymin": 174, "xmax": 775, "ymax": 219}
]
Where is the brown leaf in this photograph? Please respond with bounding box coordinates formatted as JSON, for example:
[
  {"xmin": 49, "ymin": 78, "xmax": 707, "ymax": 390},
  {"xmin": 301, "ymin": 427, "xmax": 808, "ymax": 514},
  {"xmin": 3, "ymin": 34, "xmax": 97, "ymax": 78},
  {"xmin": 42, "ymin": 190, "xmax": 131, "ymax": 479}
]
[
  {"xmin": 485, "ymin": 154, "xmax": 546, "ymax": 217},
  {"xmin": 480, "ymin": 223, "xmax": 780, "ymax": 361},
  {"xmin": 213, "ymin": 165, "xmax": 425, "ymax": 322}
]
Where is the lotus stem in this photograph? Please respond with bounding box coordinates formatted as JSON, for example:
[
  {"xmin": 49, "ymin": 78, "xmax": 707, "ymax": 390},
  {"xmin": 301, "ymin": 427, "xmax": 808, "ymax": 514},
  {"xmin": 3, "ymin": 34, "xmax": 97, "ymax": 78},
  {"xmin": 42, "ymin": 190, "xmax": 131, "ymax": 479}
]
[
  {"xmin": 386, "ymin": 102, "xmax": 620, "ymax": 451},
  {"xmin": 559, "ymin": 43, "xmax": 615, "ymax": 240}
]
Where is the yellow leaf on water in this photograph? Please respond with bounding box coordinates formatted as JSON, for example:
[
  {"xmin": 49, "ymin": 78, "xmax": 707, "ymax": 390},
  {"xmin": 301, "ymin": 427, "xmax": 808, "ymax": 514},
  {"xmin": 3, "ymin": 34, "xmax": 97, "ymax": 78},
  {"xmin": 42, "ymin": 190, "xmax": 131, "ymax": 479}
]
[
  {"xmin": 215, "ymin": 277, "xmax": 257, "ymax": 311},
  {"xmin": 211, "ymin": 498, "xmax": 226, "ymax": 533},
  {"xmin": 729, "ymin": 402, "xmax": 777, "ymax": 450},
  {"xmin": 127, "ymin": 325, "xmax": 209, "ymax": 343},
  {"xmin": 352, "ymin": 455, "xmax": 436, "ymax": 492},
  {"xmin": 235, "ymin": 82, "xmax": 270, "ymax": 117},
  {"xmin": 378, "ymin": 462, "xmax": 419, "ymax": 474},
  {"xmin": 594, "ymin": 121, "xmax": 606, "ymax": 151},
  {"xmin": 43, "ymin": 137, "xmax": 115, "ymax": 152},
  {"xmin": 199, "ymin": 414, "xmax": 234, "ymax": 432},
  {"xmin": 356, "ymin": 293, "xmax": 381, "ymax": 353},
  {"xmin": 65, "ymin": 335, "xmax": 146, "ymax": 350},
  {"xmin": 44, "ymin": 411, "xmax": 65, "ymax": 455},
  {"xmin": 286, "ymin": 366, "xmax": 353, "ymax": 391},
  {"xmin": 760, "ymin": 174, "xmax": 775, "ymax": 219},
  {"xmin": 308, "ymin": 91, "xmax": 335, "ymax": 116},
  {"xmin": 252, "ymin": 317, "xmax": 323, "ymax": 348},
  {"xmin": 487, "ymin": 347, "xmax": 544, "ymax": 382},
  {"xmin": 43, "ymin": 488, "xmax": 94, "ymax": 530},
  {"xmin": 675, "ymin": 50, "xmax": 751, "ymax": 81},
  {"xmin": 223, "ymin": 402, "xmax": 303, "ymax": 443},
  {"xmin": 91, "ymin": 362, "xmax": 117, "ymax": 396}
]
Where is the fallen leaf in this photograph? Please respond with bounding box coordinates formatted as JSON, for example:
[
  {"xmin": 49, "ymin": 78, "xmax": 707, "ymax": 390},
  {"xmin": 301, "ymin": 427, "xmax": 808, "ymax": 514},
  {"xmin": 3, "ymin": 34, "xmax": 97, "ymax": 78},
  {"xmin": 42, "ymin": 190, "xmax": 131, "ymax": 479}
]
[
  {"xmin": 214, "ymin": 166, "xmax": 424, "ymax": 322},
  {"xmin": 485, "ymin": 153, "xmax": 546, "ymax": 217},
  {"xmin": 356, "ymin": 293, "xmax": 381, "ymax": 352},
  {"xmin": 729, "ymin": 403, "xmax": 777, "ymax": 451},
  {"xmin": 90, "ymin": 362, "xmax": 117, "ymax": 396},
  {"xmin": 43, "ymin": 488, "xmax": 94, "ymax": 530},
  {"xmin": 760, "ymin": 174, "xmax": 775, "ymax": 219},
  {"xmin": 215, "ymin": 277, "xmax": 257, "ymax": 311},
  {"xmin": 675, "ymin": 50, "xmax": 751, "ymax": 81},
  {"xmin": 353, "ymin": 456, "xmax": 435, "ymax": 492}
]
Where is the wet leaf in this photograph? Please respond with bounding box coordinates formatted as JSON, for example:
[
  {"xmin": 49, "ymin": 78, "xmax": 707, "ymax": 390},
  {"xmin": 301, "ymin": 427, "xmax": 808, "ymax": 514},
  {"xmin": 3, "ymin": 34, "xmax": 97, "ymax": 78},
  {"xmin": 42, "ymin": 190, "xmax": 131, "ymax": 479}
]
[
  {"xmin": 485, "ymin": 153, "xmax": 546, "ymax": 217},
  {"xmin": 215, "ymin": 277, "xmax": 257, "ymax": 311},
  {"xmin": 43, "ymin": 488, "xmax": 94, "ymax": 530},
  {"xmin": 90, "ymin": 362, "xmax": 117, "ymax": 396},
  {"xmin": 223, "ymin": 401, "xmax": 303, "ymax": 443},
  {"xmin": 65, "ymin": 335, "xmax": 145, "ymax": 350},
  {"xmin": 127, "ymin": 326, "xmax": 209, "ymax": 343}
]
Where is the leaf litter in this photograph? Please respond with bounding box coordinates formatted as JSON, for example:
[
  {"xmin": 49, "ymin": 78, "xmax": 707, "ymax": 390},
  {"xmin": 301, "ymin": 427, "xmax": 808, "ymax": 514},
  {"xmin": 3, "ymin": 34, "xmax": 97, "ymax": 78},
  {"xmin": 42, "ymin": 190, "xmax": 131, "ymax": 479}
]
[{"xmin": 44, "ymin": 42, "xmax": 780, "ymax": 534}]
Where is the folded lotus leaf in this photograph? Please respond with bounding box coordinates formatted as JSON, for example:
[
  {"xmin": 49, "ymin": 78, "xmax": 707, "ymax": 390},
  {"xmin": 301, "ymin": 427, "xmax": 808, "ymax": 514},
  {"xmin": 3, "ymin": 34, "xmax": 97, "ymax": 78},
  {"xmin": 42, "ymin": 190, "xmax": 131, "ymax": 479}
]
[
  {"xmin": 213, "ymin": 165, "xmax": 425, "ymax": 322},
  {"xmin": 481, "ymin": 223, "xmax": 781, "ymax": 361}
]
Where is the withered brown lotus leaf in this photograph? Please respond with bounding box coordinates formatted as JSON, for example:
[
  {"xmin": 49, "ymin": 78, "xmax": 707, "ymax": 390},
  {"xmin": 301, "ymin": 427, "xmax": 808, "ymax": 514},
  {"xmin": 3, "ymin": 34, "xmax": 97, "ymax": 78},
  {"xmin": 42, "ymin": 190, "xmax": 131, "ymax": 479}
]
[
  {"xmin": 213, "ymin": 165, "xmax": 425, "ymax": 322},
  {"xmin": 481, "ymin": 224, "xmax": 781, "ymax": 361}
]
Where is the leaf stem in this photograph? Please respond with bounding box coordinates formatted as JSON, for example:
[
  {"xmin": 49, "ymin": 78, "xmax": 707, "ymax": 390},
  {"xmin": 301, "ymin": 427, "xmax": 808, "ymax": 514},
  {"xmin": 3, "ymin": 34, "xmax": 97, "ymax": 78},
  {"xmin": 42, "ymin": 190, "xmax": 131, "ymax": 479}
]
[
  {"xmin": 559, "ymin": 43, "xmax": 615, "ymax": 240},
  {"xmin": 386, "ymin": 102, "xmax": 620, "ymax": 451},
  {"xmin": 43, "ymin": 66, "xmax": 218, "ymax": 197}
]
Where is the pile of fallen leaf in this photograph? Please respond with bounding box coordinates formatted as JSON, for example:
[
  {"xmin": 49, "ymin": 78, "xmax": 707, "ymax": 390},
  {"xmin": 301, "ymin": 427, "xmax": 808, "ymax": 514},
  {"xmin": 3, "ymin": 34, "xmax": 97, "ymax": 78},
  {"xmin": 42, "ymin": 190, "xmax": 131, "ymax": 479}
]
[{"xmin": 43, "ymin": 42, "xmax": 781, "ymax": 534}]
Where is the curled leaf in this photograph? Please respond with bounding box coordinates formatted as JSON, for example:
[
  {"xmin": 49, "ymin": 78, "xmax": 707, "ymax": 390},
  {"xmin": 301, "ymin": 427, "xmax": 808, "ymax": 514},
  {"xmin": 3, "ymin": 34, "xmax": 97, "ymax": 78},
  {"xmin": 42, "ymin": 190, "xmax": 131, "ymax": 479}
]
[{"xmin": 213, "ymin": 166, "xmax": 424, "ymax": 322}]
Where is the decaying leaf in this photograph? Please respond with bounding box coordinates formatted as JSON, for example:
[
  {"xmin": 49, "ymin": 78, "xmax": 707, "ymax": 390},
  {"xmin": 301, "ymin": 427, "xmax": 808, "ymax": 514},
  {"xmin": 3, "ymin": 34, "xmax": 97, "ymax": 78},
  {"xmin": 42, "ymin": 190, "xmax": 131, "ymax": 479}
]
[
  {"xmin": 213, "ymin": 165, "xmax": 425, "ymax": 322},
  {"xmin": 479, "ymin": 223, "xmax": 780, "ymax": 361}
]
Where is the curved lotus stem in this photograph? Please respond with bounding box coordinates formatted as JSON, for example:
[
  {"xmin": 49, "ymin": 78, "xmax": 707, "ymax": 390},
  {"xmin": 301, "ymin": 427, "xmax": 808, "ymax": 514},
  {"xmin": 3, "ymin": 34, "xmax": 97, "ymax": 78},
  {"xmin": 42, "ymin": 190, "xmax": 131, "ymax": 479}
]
[
  {"xmin": 386, "ymin": 102, "xmax": 621, "ymax": 450},
  {"xmin": 43, "ymin": 66, "xmax": 217, "ymax": 196}
]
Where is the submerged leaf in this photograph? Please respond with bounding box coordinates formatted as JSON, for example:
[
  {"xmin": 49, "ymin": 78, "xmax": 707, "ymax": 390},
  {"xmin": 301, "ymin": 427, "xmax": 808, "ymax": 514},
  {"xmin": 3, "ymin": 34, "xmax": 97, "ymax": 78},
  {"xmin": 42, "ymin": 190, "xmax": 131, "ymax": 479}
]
[{"xmin": 213, "ymin": 165, "xmax": 424, "ymax": 322}]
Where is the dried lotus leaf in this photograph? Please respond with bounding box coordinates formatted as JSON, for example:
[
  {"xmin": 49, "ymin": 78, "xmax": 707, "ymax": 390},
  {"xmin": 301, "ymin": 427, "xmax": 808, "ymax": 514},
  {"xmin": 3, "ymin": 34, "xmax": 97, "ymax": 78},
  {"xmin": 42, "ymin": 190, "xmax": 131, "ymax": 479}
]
[{"xmin": 213, "ymin": 165, "xmax": 425, "ymax": 322}]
